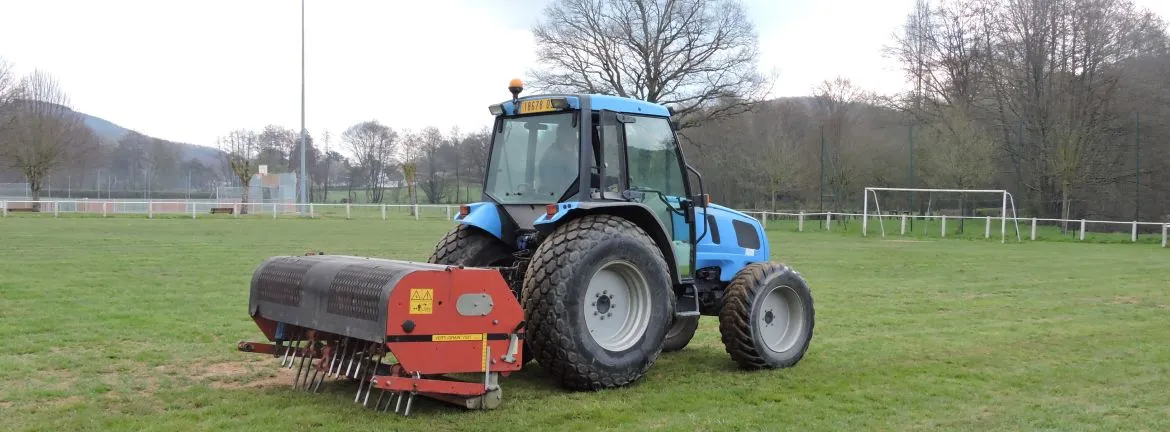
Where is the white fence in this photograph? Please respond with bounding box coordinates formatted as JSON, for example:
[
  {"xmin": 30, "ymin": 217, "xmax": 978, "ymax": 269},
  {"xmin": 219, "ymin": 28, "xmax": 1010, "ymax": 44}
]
[
  {"xmin": 739, "ymin": 210, "xmax": 1168, "ymax": 247},
  {"xmin": 2, "ymin": 199, "xmax": 1167, "ymax": 248},
  {"xmin": 0, "ymin": 199, "xmax": 459, "ymax": 221}
]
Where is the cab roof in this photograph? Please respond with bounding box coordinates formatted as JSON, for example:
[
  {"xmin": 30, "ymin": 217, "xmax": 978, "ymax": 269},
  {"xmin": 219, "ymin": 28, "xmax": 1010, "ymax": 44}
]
[{"xmin": 497, "ymin": 94, "xmax": 671, "ymax": 117}]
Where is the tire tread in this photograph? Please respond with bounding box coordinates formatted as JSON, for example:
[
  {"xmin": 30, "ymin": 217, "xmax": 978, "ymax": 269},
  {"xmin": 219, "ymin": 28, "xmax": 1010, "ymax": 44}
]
[
  {"xmin": 718, "ymin": 261, "xmax": 814, "ymax": 369},
  {"xmin": 522, "ymin": 214, "xmax": 667, "ymax": 391}
]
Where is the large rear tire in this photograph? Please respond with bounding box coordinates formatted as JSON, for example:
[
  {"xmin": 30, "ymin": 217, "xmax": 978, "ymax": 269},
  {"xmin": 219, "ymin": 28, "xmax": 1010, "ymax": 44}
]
[
  {"xmin": 428, "ymin": 224, "xmax": 514, "ymax": 268},
  {"xmin": 662, "ymin": 315, "xmax": 699, "ymax": 352},
  {"xmin": 521, "ymin": 214, "xmax": 672, "ymax": 391},
  {"xmin": 718, "ymin": 262, "xmax": 814, "ymax": 369}
]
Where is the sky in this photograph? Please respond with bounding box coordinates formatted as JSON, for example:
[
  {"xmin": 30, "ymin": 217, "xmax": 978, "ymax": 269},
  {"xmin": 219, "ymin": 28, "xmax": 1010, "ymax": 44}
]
[{"xmin": 1, "ymin": 0, "xmax": 1168, "ymax": 154}]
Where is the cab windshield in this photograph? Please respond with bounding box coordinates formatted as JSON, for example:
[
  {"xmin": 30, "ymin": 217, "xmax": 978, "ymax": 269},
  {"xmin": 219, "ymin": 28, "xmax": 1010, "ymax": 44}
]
[{"xmin": 484, "ymin": 112, "xmax": 579, "ymax": 204}]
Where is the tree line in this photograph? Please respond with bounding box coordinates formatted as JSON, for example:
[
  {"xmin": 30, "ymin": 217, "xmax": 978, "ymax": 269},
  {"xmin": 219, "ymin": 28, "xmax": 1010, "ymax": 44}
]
[
  {"xmin": 683, "ymin": 0, "xmax": 1170, "ymax": 227},
  {"xmin": 3, "ymin": 0, "xmax": 1169, "ymax": 225},
  {"xmin": 214, "ymin": 123, "xmax": 492, "ymax": 208}
]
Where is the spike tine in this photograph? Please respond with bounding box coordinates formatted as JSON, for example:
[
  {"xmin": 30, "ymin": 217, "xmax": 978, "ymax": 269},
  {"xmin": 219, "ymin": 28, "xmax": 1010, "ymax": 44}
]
[
  {"xmin": 354, "ymin": 345, "xmax": 366, "ymax": 381},
  {"xmin": 294, "ymin": 343, "xmax": 310, "ymax": 387},
  {"xmin": 375, "ymin": 388, "xmax": 386, "ymax": 410},
  {"xmin": 382, "ymin": 391, "xmax": 398, "ymax": 412},
  {"xmin": 281, "ymin": 337, "xmax": 294, "ymax": 368},
  {"xmin": 345, "ymin": 343, "xmax": 359, "ymax": 378},
  {"xmin": 395, "ymin": 391, "xmax": 404, "ymax": 413},
  {"xmin": 363, "ymin": 353, "xmax": 383, "ymax": 406},
  {"xmin": 354, "ymin": 348, "xmax": 374, "ymax": 403},
  {"xmin": 314, "ymin": 341, "xmax": 336, "ymax": 391},
  {"xmin": 346, "ymin": 340, "xmax": 359, "ymax": 378},
  {"xmin": 286, "ymin": 343, "xmax": 299, "ymax": 384},
  {"xmin": 330, "ymin": 338, "xmax": 346, "ymax": 377},
  {"xmin": 286, "ymin": 338, "xmax": 300, "ymax": 369},
  {"xmin": 312, "ymin": 346, "xmax": 330, "ymax": 392},
  {"xmin": 305, "ymin": 357, "xmax": 320, "ymax": 390},
  {"xmin": 288, "ymin": 330, "xmax": 303, "ymax": 368},
  {"xmin": 287, "ymin": 340, "xmax": 300, "ymax": 370},
  {"xmin": 333, "ymin": 340, "xmax": 344, "ymax": 378},
  {"xmin": 352, "ymin": 354, "xmax": 367, "ymax": 401},
  {"xmin": 278, "ymin": 339, "xmax": 291, "ymax": 367},
  {"xmin": 278, "ymin": 330, "xmax": 291, "ymax": 366},
  {"xmin": 328, "ymin": 339, "xmax": 341, "ymax": 377},
  {"xmin": 402, "ymin": 393, "xmax": 415, "ymax": 416}
]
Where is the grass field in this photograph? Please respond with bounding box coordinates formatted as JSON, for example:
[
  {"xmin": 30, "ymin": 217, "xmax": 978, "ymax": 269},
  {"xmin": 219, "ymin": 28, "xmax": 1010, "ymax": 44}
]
[{"xmin": 1, "ymin": 217, "xmax": 1168, "ymax": 431}]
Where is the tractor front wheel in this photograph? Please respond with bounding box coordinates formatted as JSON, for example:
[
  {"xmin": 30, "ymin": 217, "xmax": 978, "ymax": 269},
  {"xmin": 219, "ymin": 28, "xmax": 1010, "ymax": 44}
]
[
  {"xmin": 718, "ymin": 262, "xmax": 814, "ymax": 369},
  {"xmin": 521, "ymin": 214, "xmax": 672, "ymax": 391}
]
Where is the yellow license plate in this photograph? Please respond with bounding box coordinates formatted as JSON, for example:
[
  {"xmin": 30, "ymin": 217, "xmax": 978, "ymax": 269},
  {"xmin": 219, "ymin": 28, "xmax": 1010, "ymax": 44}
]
[{"xmin": 518, "ymin": 98, "xmax": 556, "ymax": 114}]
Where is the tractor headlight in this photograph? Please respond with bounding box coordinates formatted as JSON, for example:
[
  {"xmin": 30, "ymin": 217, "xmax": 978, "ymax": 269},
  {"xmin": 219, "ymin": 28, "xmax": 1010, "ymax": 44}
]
[
  {"xmin": 488, "ymin": 104, "xmax": 504, "ymax": 116},
  {"xmin": 549, "ymin": 98, "xmax": 569, "ymax": 109}
]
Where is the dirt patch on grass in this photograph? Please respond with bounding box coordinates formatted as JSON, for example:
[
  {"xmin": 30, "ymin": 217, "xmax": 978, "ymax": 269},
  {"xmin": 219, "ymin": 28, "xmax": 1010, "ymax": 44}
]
[
  {"xmin": 40, "ymin": 369, "xmax": 79, "ymax": 391},
  {"xmin": 50, "ymin": 395, "xmax": 84, "ymax": 407},
  {"xmin": 195, "ymin": 359, "xmax": 291, "ymax": 389},
  {"xmin": 1111, "ymin": 296, "xmax": 1140, "ymax": 305}
]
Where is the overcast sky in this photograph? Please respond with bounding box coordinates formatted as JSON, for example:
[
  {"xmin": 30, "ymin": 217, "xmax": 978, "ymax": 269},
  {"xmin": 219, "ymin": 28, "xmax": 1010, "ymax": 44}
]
[{"xmin": 2, "ymin": 0, "xmax": 1168, "ymax": 152}]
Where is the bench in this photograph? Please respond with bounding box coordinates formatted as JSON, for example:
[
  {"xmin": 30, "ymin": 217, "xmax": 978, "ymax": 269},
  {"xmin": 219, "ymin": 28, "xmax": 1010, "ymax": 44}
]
[
  {"xmin": 209, "ymin": 207, "xmax": 235, "ymax": 215},
  {"xmin": 7, "ymin": 208, "xmax": 40, "ymax": 213}
]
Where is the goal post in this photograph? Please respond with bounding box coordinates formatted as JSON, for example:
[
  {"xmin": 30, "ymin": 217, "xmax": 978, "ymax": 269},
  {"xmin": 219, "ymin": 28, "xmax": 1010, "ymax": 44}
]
[{"xmin": 863, "ymin": 187, "xmax": 1022, "ymax": 243}]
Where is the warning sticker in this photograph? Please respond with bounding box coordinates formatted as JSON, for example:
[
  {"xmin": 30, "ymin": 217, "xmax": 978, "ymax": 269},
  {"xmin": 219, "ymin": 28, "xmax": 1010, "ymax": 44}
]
[
  {"xmin": 409, "ymin": 288, "xmax": 433, "ymax": 314},
  {"xmin": 432, "ymin": 334, "xmax": 483, "ymax": 342}
]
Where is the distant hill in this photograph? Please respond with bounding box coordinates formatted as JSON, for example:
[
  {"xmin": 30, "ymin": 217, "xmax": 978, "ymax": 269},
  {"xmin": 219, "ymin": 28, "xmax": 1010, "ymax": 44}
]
[{"xmin": 78, "ymin": 111, "xmax": 223, "ymax": 166}]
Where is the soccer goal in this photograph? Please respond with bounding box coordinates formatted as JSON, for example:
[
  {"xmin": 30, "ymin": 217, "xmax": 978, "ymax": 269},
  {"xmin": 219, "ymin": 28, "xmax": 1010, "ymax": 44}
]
[{"xmin": 863, "ymin": 187, "xmax": 1022, "ymax": 243}]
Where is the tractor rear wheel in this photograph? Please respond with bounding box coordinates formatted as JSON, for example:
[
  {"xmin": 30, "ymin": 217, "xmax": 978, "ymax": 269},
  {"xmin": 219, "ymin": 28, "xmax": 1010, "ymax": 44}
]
[
  {"xmin": 662, "ymin": 315, "xmax": 699, "ymax": 352},
  {"xmin": 718, "ymin": 262, "xmax": 814, "ymax": 369},
  {"xmin": 429, "ymin": 224, "xmax": 514, "ymax": 268},
  {"xmin": 521, "ymin": 214, "xmax": 672, "ymax": 391}
]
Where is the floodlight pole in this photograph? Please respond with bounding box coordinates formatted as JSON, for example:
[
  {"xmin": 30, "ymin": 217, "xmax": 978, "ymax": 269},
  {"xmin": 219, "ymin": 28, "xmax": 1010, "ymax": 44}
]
[{"xmin": 298, "ymin": 0, "xmax": 308, "ymax": 214}]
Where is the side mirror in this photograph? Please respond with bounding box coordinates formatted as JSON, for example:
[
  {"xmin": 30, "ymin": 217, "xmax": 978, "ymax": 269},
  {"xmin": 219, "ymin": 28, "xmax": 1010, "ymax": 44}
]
[{"xmin": 692, "ymin": 194, "xmax": 710, "ymax": 207}]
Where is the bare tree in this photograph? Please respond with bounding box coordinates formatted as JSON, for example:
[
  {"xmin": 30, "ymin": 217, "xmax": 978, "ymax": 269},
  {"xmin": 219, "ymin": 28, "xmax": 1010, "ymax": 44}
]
[
  {"xmin": 755, "ymin": 100, "xmax": 812, "ymax": 210},
  {"xmin": 814, "ymin": 77, "xmax": 873, "ymax": 211},
  {"xmin": 216, "ymin": 129, "xmax": 259, "ymax": 213},
  {"xmin": 461, "ymin": 127, "xmax": 492, "ymax": 202},
  {"xmin": 341, "ymin": 120, "xmax": 397, "ymax": 203},
  {"xmin": 919, "ymin": 104, "xmax": 997, "ymax": 230},
  {"xmin": 417, "ymin": 126, "xmax": 448, "ymax": 204},
  {"xmin": 311, "ymin": 129, "xmax": 332, "ymax": 202},
  {"xmin": 0, "ymin": 57, "xmax": 17, "ymax": 135},
  {"xmin": 530, "ymin": 0, "xmax": 771, "ymax": 128},
  {"xmin": 448, "ymin": 126, "xmax": 462, "ymax": 202},
  {"xmin": 397, "ymin": 129, "xmax": 424, "ymax": 210},
  {"xmin": 982, "ymin": 0, "xmax": 1167, "ymax": 227},
  {"xmin": 0, "ymin": 70, "xmax": 95, "ymax": 209}
]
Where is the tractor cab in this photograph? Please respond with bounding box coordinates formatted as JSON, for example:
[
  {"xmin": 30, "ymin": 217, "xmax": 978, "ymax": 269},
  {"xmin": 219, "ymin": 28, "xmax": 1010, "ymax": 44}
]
[{"xmin": 477, "ymin": 80, "xmax": 705, "ymax": 282}]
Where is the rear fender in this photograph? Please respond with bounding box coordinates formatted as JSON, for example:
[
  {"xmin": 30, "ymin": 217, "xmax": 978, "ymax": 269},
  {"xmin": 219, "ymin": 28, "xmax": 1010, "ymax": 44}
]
[
  {"xmin": 453, "ymin": 201, "xmax": 506, "ymax": 242},
  {"xmin": 535, "ymin": 202, "xmax": 681, "ymax": 285}
]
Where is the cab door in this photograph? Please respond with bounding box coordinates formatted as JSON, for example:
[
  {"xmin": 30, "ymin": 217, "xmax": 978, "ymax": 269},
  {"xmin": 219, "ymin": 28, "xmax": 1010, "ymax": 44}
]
[{"xmin": 607, "ymin": 113, "xmax": 695, "ymax": 280}]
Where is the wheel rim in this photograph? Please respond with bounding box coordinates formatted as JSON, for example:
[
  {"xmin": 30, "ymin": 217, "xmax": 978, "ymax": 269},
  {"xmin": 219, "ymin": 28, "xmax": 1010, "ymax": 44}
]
[
  {"xmin": 583, "ymin": 260, "xmax": 652, "ymax": 352},
  {"xmin": 757, "ymin": 285, "xmax": 806, "ymax": 353}
]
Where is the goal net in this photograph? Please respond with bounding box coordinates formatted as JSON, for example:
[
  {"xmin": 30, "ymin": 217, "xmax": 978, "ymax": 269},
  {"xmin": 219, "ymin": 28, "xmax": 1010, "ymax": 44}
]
[{"xmin": 863, "ymin": 187, "xmax": 1022, "ymax": 243}]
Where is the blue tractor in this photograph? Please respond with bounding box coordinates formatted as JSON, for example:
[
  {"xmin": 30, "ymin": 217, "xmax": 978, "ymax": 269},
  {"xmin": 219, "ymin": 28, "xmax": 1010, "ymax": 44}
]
[{"xmin": 429, "ymin": 79, "xmax": 815, "ymax": 391}]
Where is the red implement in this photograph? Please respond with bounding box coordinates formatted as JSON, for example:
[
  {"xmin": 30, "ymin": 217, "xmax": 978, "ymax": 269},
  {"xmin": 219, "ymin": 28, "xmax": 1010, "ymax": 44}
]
[{"xmin": 236, "ymin": 254, "xmax": 526, "ymax": 415}]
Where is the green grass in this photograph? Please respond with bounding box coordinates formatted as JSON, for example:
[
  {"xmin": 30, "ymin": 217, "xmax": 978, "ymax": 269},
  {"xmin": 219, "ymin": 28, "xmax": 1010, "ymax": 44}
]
[{"xmin": 1, "ymin": 218, "xmax": 1168, "ymax": 431}]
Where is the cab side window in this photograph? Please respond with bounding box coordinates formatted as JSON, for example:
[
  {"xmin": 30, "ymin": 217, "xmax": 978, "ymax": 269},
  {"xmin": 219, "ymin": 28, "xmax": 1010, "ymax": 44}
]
[{"xmin": 624, "ymin": 117, "xmax": 685, "ymax": 197}]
